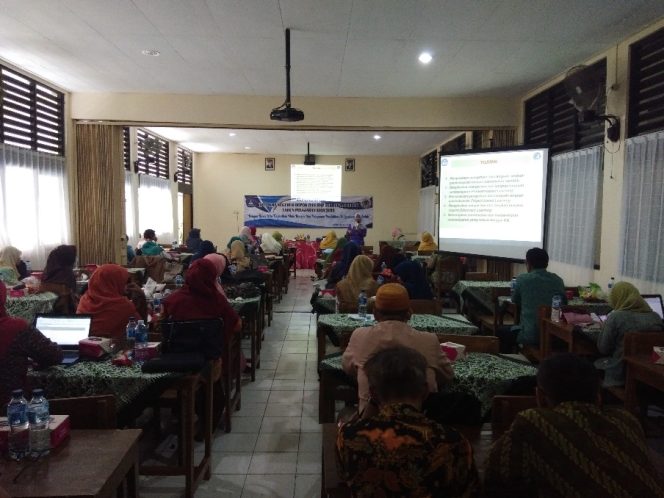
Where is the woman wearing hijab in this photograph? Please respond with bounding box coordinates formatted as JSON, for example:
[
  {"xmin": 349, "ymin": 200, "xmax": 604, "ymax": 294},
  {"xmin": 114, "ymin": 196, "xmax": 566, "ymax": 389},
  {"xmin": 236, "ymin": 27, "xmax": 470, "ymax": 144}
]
[
  {"xmin": 0, "ymin": 246, "xmax": 23, "ymax": 285},
  {"xmin": 190, "ymin": 240, "xmax": 216, "ymax": 263},
  {"xmin": 394, "ymin": 259, "xmax": 434, "ymax": 299},
  {"xmin": 319, "ymin": 231, "xmax": 338, "ymax": 254},
  {"xmin": 325, "ymin": 237, "xmax": 347, "ymax": 266},
  {"xmin": 0, "ymin": 281, "xmax": 62, "ymax": 405},
  {"xmin": 204, "ymin": 253, "xmax": 229, "ymax": 298},
  {"xmin": 326, "ymin": 242, "xmax": 361, "ymax": 289},
  {"xmin": 345, "ymin": 213, "xmax": 367, "ymax": 247},
  {"xmin": 272, "ymin": 231, "xmax": 284, "ymax": 245},
  {"xmin": 162, "ymin": 259, "xmax": 241, "ymax": 341},
  {"xmin": 373, "ymin": 244, "xmax": 400, "ymax": 272},
  {"xmin": 186, "ymin": 228, "xmax": 202, "ymax": 252},
  {"xmin": 260, "ymin": 233, "xmax": 282, "ymax": 254},
  {"xmin": 336, "ymin": 255, "xmax": 379, "ymax": 312},
  {"xmin": 40, "ymin": 245, "xmax": 78, "ymax": 313},
  {"xmin": 230, "ymin": 239, "xmax": 252, "ymax": 271},
  {"xmin": 596, "ymin": 282, "xmax": 664, "ymax": 386},
  {"xmin": 418, "ymin": 231, "xmax": 438, "ymax": 252},
  {"xmin": 77, "ymin": 264, "xmax": 146, "ymax": 340}
]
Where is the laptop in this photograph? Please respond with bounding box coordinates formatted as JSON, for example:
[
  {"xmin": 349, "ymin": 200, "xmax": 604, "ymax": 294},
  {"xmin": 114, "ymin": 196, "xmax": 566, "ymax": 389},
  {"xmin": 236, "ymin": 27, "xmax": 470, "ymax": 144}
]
[
  {"xmin": 34, "ymin": 314, "xmax": 92, "ymax": 365},
  {"xmin": 642, "ymin": 294, "xmax": 664, "ymax": 320}
]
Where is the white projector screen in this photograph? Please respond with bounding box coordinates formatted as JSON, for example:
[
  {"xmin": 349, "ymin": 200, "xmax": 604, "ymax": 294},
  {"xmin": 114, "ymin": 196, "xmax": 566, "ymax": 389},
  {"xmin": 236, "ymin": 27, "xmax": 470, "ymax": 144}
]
[
  {"xmin": 291, "ymin": 164, "xmax": 342, "ymax": 201},
  {"xmin": 438, "ymin": 147, "xmax": 549, "ymax": 260}
]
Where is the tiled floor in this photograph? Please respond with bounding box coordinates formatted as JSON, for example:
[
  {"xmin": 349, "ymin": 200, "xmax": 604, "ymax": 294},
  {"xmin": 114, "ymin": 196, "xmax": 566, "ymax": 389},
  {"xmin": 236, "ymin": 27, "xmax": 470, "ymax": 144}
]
[{"xmin": 141, "ymin": 270, "xmax": 324, "ymax": 497}]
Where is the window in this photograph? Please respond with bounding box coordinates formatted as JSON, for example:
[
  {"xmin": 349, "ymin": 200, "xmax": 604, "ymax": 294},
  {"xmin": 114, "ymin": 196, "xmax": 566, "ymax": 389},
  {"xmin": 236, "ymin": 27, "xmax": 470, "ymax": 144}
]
[
  {"xmin": 136, "ymin": 128, "xmax": 169, "ymax": 179},
  {"xmin": 628, "ymin": 26, "xmax": 664, "ymax": 137},
  {"xmin": 176, "ymin": 146, "xmax": 193, "ymax": 185},
  {"xmin": 123, "ymin": 126, "xmax": 130, "ymax": 171},
  {"xmin": 420, "ymin": 150, "xmax": 437, "ymax": 188},
  {"xmin": 0, "ymin": 65, "xmax": 65, "ymax": 156},
  {"xmin": 524, "ymin": 59, "xmax": 606, "ymax": 154}
]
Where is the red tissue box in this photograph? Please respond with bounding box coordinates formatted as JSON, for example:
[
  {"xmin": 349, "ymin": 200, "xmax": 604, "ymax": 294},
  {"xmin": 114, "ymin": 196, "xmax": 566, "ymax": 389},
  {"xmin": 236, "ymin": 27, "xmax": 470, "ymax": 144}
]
[{"xmin": 0, "ymin": 414, "xmax": 70, "ymax": 455}]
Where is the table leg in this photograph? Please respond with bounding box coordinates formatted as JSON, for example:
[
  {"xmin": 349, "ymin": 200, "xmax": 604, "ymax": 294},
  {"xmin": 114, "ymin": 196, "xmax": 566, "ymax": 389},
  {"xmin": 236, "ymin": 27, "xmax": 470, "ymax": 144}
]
[
  {"xmin": 542, "ymin": 326, "xmax": 551, "ymax": 358},
  {"xmin": 319, "ymin": 369, "xmax": 335, "ymax": 423},
  {"xmin": 317, "ymin": 326, "xmax": 326, "ymax": 365},
  {"xmin": 250, "ymin": 316, "xmax": 257, "ymax": 381},
  {"xmin": 625, "ymin": 367, "xmax": 638, "ymax": 415},
  {"xmin": 182, "ymin": 379, "xmax": 195, "ymax": 498}
]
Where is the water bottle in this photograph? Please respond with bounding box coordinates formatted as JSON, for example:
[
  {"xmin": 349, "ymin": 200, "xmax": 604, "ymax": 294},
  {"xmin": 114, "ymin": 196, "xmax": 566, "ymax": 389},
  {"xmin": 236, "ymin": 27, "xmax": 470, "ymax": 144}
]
[
  {"xmin": 175, "ymin": 274, "xmax": 184, "ymax": 288},
  {"xmin": 229, "ymin": 263, "xmax": 238, "ymax": 275},
  {"xmin": 7, "ymin": 389, "xmax": 29, "ymax": 460},
  {"xmin": 377, "ymin": 275, "xmax": 385, "ymax": 285},
  {"xmin": 551, "ymin": 295, "xmax": 562, "ymax": 322},
  {"xmin": 381, "ymin": 262, "xmax": 387, "ymax": 271},
  {"xmin": 25, "ymin": 260, "xmax": 32, "ymax": 274},
  {"xmin": 152, "ymin": 293, "xmax": 162, "ymax": 316},
  {"xmin": 358, "ymin": 290, "xmax": 368, "ymax": 319},
  {"xmin": 510, "ymin": 277, "xmax": 517, "ymax": 298},
  {"xmin": 28, "ymin": 389, "xmax": 50, "ymax": 457},
  {"xmin": 608, "ymin": 277, "xmax": 615, "ymax": 292},
  {"xmin": 134, "ymin": 320, "xmax": 149, "ymax": 364},
  {"xmin": 126, "ymin": 316, "xmax": 137, "ymax": 352}
]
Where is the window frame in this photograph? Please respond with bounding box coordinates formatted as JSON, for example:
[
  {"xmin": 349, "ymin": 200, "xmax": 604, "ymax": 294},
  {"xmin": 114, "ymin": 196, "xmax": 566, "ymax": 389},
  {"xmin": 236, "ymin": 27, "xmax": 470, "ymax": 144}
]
[{"xmin": 135, "ymin": 128, "xmax": 169, "ymax": 179}]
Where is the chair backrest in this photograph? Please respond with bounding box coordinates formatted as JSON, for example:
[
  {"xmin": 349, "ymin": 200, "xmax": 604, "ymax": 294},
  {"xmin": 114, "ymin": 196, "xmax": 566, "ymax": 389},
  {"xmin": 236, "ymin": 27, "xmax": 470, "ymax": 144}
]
[
  {"xmin": 403, "ymin": 241, "xmax": 420, "ymax": 252},
  {"xmin": 361, "ymin": 245, "xmax": 373, "ymax": 255},
  {"xmin": 491, "ymin": 395, "xmax": 537, "ymax": 435},
  {"xmin": 417, "ymin": 250, "xmax": 434, "ymax": 256},
  {"xmin": 48, "ymin": 394, "xmax": 117, "ymax": 429},
  {"xmin": 160, "ymin": 318, "xmax": 224, "ymax": 360},
  {"xmin": 624, "ymin": 330, "xmax": 664, "ymax": 355},
  {"xmin": 434, "ymin": 255, "xmax": 464, "ymax": 294},
  {"xmin": 409, "ymin": 299, "xmax": 442, "ymax": 315},
  {"xmin": 437, "ymin": 334, "xmax": 499, "ymax": 353},
  {"xmin": 465, "ymin": 272, "xmax": 499, "ymax": 281}
]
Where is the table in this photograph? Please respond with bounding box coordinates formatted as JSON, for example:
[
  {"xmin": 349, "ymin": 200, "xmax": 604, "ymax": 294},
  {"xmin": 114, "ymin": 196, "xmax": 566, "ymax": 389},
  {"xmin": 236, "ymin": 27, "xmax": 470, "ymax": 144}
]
[
  {"xmin": 318, "ymin": 352, "xmax": 536, "ymax": 420},
  {"xmin": 292, "ymin": 240, "xmax": 319, "ymax": 269},
  {"xmin": 452, "ymin": 280, "xmax": 511, "ymax": 314},
  {"xmin": 540, "ymin": 318, "xmax": 599, "ymax": 358},
  {"xmin": 0, "ymin": 429, "xmax": 140, "ymax": 498},
  {"xmin": 624, "ymin": 355, "xmax": 664, "ymax": 416},
  {"xmin": 316, "ymin": 313, "xmax": 479, "ymax": 364},
  {"xmin": 6, "ymin": 292, "xmax": 57, "ymax": 323},
  {"xmin": 229, "ymin": 295, "xmax": 262, "ymax": 381}
]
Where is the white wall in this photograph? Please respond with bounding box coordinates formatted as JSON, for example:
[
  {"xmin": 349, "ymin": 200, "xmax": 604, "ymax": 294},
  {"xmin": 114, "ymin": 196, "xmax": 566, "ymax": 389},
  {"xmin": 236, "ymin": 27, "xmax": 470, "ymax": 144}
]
[{"xmin": 193, "ymin": 153, "xmax": 421, "ymax": 250}]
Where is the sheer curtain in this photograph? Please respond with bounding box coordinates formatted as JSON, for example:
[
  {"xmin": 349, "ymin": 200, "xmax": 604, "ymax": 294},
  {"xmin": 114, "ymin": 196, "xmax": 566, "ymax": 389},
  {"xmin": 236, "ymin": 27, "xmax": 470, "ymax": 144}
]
[
  {"xmin": 138, "ymin": 174, "xmax": 174, "ymax": 243},
  {"xmin": 621, "ymin": 131, "xmax": 664, "ymax": 290},
  {"xmin": 418, "ymin": 185, "xmax": 437, "ymax": 239},
  {"xmin": 125, "ymin": 171, "xmax": 138, "ymax": 247},
  {"xmin": 0, "ymin": 144, "xmax": 70, "ymax": 269},
  {"xmin": 546, "ymin": 145, "xmax": 602, "ymax": 285}
]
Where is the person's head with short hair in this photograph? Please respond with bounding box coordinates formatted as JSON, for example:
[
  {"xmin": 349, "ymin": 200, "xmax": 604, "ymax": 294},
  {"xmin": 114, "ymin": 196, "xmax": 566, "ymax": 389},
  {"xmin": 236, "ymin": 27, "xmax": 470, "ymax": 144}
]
[
  {"xmin": 525, "ymin": 247, "xmax": 549, "ymax": 271},
  {"xmin": 143, "ymin": 229, "xmax": 157, "ymax": 241},
  {"xmin": 536, "ymin": 353, "xmax": 600, "ymax": 407},
  {"xmin": 365, "ymin": 347, "xmax": 429, "ymax": 408},
  {"xmin": 354, "ymin": 213, "xmax": 362, "ymax": 224},
  {"xmin": 373, "ymin": 283, "xmax": 412, "ymax": 322}
]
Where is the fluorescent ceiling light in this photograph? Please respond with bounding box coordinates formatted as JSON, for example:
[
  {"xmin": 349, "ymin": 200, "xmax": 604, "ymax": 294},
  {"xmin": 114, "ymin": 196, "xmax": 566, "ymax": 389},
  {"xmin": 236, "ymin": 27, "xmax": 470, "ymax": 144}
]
[
  {"xmin": 229, "ymin": 132, "xmax": 236, "ymax": 137},
  {"xmin": 418, "ymin": 52, "xmax": 433, "ymax": 64},
  {"xmin": 373, "ymin": 134, "xmax": 382, "ymax": 140}
]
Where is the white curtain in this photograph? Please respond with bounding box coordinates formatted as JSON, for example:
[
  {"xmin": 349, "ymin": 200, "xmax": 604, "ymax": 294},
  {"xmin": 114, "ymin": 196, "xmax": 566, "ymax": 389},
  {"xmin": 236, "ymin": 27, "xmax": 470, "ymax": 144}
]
[
  {"xmin": 138, "ymin": 174, "xmax": 174, "ymax": 243},
  {"xmin": 621, "ymin": 131, "xmax": 664, "ymax": 287},
  {"xmin": 546, "ymin": 146, "xmax": 602, "ymax": 285},
  {"xmin": 124, "ymin": 170, "xmax": 138, "ymax": 247},
  {"xmin": 418, "ymin": 185, "xmax": 437, "ymax": 239},
  {"xmin": 0, "ymin": 144, "xmax": 70, "ymax": 269}
]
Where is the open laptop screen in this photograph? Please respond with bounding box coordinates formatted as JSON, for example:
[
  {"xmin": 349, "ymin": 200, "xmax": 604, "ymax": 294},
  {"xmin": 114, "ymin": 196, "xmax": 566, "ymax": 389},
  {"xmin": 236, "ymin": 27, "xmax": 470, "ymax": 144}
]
[
  {"xmin": 642, "ymin": 295, "xmax": 664, "ymax": 320},
  {"xmin": 34, "ymin": 315, "xmax": 92, "ymax": 348}
]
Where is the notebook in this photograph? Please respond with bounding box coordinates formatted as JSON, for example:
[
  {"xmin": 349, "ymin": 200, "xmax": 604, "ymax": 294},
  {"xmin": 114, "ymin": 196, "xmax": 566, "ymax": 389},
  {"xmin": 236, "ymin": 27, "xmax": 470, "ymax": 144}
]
[
  {"xmin": 34, "ymin": 314, "xmax": 92, "ymax": 365},
  {"xmin": 642, "ymin": 294, "xmax": 664, "ymax": 320}
]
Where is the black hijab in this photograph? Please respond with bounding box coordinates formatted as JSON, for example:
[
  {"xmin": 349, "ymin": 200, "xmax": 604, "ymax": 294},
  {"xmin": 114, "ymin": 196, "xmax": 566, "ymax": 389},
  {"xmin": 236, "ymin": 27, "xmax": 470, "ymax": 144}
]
[{"xmin": 42, "ymin": 245, "xmax": 77, "ymax": 291}]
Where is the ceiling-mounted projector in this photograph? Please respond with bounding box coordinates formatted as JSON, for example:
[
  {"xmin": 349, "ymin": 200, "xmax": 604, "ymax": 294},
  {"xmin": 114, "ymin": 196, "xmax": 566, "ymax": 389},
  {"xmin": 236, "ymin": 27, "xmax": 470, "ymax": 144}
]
[{"xmin": 270, "ymin": 28, "xmax": 304, "ymax": 122}]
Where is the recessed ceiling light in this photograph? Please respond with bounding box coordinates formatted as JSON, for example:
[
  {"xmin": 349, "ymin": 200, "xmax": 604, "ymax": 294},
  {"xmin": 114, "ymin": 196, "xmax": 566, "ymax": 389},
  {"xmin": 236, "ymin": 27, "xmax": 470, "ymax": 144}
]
[
  {"xmin": 373, "ymin": 134, "xmax": 382, "ymax": 140},
  {"xmin": 229, "ymin": 132, "xmax": 236, "ymax": 137},
  {"xmin": 244, "ymin": 146, "xmax": 251, "ymax": 150},
  {"xmin": 418, "ymin": 52, "xmax": 433, "ymax": 64},
  {"xmin": 141, "ymin": 49, "xmax": 160, "ymax": 57}
]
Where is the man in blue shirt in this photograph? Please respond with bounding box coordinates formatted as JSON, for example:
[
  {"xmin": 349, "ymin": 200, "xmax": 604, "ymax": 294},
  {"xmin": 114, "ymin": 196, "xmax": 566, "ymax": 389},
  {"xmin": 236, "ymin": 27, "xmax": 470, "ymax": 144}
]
[{"xmin": 500, "ymin": 248, "xmax": 565, "ymax": 352}]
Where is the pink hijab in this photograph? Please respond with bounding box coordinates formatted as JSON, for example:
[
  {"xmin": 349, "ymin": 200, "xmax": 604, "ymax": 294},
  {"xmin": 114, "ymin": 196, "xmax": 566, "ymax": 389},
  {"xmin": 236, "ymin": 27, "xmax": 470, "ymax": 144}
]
[{"xmin": 204, "ymin": 253, "xmax": 228, "ymax": 298}]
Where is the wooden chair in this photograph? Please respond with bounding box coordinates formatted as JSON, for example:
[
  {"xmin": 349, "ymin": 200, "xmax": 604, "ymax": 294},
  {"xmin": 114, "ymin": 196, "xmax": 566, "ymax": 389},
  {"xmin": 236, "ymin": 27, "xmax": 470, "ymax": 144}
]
[
  {"xmin": 409, "ymin": 299, "xmax": 443, "ymax": 315},
  {"xmin": 319, "ymin": 368, "xmax": 358, "ymax": 423},
  {"xmin": 491, "ymin": 395, "xmax": 537, "ymax": 435},
  {"xmin": 520, "ymin": 305, "xmax": 548, "ymax": 363},
  {"xmin": 49, "ymin": 394, "xmax": 117, "ymax": 429},
  {"xmin": 478, "ymin": 287, "xmax": 516, "ymax": 335},
  {"xmin": 465, "ymin": 272, "xmax": 499, "ymax": 281},
  {"xmin": 437, "ymin": 334, "xmax": 500, "ymax": 353},
  {"xmin": 322, "ymin": 423, "xmax": 352, "ymax": 497},
  {"xmin": 38, "ymin": 282, "xmax": 77, "ymax": 314},
  {"xmin": 361, "ymin": 245, "xmax": 373, "ymax": 255},
  {"xmin": 288, "ymin": 247, "xmax": 297, "ymax": 279},
  {"xmin": 432, "ymin": 255, "xmax": 464, "ymax": 310}
]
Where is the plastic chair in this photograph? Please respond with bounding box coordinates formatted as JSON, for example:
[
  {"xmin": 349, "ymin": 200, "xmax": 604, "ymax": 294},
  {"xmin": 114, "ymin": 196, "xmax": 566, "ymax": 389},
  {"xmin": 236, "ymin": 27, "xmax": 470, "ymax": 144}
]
[{"xmin": 49, "ymin": 394, "xmax": 117, "ymax": 429}]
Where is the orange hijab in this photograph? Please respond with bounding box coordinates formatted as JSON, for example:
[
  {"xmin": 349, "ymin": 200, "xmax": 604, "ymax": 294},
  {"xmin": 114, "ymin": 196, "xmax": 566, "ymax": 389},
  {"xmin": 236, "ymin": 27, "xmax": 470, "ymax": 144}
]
[{"xmin": 77, "ymin": 264, "xmax": 139, "ymax": 340}]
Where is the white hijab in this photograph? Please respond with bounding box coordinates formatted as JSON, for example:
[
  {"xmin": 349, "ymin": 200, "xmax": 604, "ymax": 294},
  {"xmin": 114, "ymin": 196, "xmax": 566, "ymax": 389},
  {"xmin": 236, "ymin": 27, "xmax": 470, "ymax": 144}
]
[{"xmin": 261, "ymin": 233, "xmax": 282, "ymax": 254}]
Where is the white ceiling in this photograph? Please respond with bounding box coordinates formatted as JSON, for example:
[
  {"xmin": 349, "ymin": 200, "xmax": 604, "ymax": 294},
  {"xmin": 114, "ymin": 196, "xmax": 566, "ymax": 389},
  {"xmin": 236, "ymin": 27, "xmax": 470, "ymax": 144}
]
[{"xmin": 2, "ymin": 0, "xmax": 663, "ymax": 154}]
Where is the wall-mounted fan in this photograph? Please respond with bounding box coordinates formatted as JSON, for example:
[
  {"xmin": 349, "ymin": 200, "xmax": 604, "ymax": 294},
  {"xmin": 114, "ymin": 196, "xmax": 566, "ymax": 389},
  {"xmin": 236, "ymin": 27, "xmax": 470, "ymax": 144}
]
[{"xmin": 563, "ymin": 65, "xmax": 620, "ymax": 142}]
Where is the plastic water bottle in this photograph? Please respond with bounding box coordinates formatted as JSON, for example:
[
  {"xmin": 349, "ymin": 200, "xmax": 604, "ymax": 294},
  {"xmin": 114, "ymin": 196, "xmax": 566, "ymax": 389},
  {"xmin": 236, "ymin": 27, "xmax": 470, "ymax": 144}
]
[
  {"xmin": 126, "ymin": 316, "xmax": 137, "ymax": 352},
  {"xmin": 377, "ymin": 275, "xmax": 385, "ymax": 285},
  {"xmin": 510, "ymin": 277, "xmax": 517, "ymax": 297},
  {"xmin": 229, "ymin": 263, "xmax": 238, "ymax": 275},
  {"xmin": 358, "ymin": 290, "xmax": 368, "ymax": 319},
  {"xmin": 175, "ymin": 274, "xmax": 184, "ymax": 288},
  {"xmin": 608, "ymin": 277, "xmax": 615, "ymax": 292},
  {"xmin": 25, "ymin": 260, "xmax": 32, "ymax": 274},
  {"xmin": 381, "ymin": 262, "xmax": 387, "ymax": 271},
  {"xmin": 7, "ymin": 389, "xmax": 29, "ymax": 460},
  {"xmin": 551, "ymin": 295, "xmax": 562, "ymax": 322},
  {"xmin": 134, "ymin": 320, "xmax": 149, "ymax": 364},
  {"xmin": 28, "ymin": 389, "xmax": 50, "ymax": 457},
  {"xmin": 152, "ymin": 293, "xmax": 162, "ymax": 316}
]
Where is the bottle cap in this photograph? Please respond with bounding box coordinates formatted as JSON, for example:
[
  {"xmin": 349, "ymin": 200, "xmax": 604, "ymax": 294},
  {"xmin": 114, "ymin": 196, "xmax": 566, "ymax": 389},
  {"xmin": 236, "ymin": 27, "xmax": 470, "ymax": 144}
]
[
  {"xmin": 32, "ymin": 389, "xmax": 44, "ymax": 396},
  {"xmin": 12, "ymin": 389, "xmax": 23, "ymax": 397}
]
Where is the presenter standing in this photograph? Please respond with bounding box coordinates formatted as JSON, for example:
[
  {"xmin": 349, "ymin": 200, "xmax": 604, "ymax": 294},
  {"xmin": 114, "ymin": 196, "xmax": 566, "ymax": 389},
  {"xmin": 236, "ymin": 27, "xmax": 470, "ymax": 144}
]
[{"xmin": 346, "ymin": 213, "xmax": 367, "ymax": 247}]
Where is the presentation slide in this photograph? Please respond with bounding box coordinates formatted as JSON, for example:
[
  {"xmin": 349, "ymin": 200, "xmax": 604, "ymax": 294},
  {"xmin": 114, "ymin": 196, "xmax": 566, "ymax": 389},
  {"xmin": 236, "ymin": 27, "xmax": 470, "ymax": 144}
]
[
  {"xmin": 438, "ymin": 148, "xmax": 548, "ymax": 260},
  {"xmin": 291, "ymin": 164, "xmax": 342, "ymax": 201}
]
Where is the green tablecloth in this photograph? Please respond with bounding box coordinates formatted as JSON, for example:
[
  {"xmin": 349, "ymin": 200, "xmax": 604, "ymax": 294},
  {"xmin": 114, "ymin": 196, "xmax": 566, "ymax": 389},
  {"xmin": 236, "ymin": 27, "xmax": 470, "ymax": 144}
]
[
  {"xmin": 6, "ymin": 292, "xmax": 57, "ymax": 323},
  {"xmin": 28, "ymin": 360, "xmax": 180, "ymax": 410},
  {"xmin": 320, "ymin": 352, "xmax": 536, "ymax": 417},
  {"xmin": 452, "ymin": 280, "xmax": 511, "ymax": 313},
  {"xmin": 228, "ymin": 295, "xmax": 261, "ymax": 315}
]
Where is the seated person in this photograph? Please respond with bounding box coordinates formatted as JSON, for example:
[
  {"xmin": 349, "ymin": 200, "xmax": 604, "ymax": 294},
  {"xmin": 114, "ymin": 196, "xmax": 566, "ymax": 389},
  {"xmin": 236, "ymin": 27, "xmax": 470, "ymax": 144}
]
[
  {"xmin": 76, "ymin": 264, "xmax": 147, "ymax": 340},
  {"xmin": 337, "ymin": 346, "xmax": 479, "ymax": 497},
  {"xmin": 502, "ymin": 247, "xmax": 565, "ymax": 349},
  {"xmin": 323, "ymin": 237, "xmax": 347, "ymax": 275},
  {"xmin": 319, "ymin": 230, "xmax": 338, "ymax": 255},
  {"xmin": 342, "ymin": 283, "xmax": 453, "ymax": 415},
  {"xmin": 190, "ymin": 240, "xmax": 216, "ymax": 263},
  {"xmin": 0, "ymin": 246, "xmax": 24, "ymax": 285},
  {"xmin": 126, "ymin": 234, "xmax": 136, "ymax": 263},
  {"xmin": 345, "ymin": 212, "xmax": 367, "ymax": 247},
  {"xmin": 229, "ymin": 239, "xmax": 252, "ymax": 271},
  {"xmin": 394, "ymin": 259, "xmax": 434, "ymax": 299},
  {"xmin": 162, "ymin": 259, "xmax": 241, "ymax": 341},
  {"xmin": 0, "ymin": 281, "xmax": 63, "ymax": 404},
  {"xmin": 373, "ymin": 244, "xmax": 400, "ymax": 273},
  {"xmin": 136, "ymin": 229, "xmax": 164, "ymax": 256},
  {"xmin": 595, "ymin": 281, "xmax": 663, "ymax": 386},
  {"xmin": 335, "ymin": 255, "xmax": 379, "ymax": 313},
  {"xmin": 40, "ymin": 244, "xmax": 79, "ymax": 314},
  {"xmin": 186, "ymin": 228, "xmax": 202, "ymax": 253},
  {"xmin": 326, "ymin": 242, "xmax": 361, "ymax": 289},
  {"xmin": 260, "ymin": 233, "xmax": 282, "ymax": 254},
  {"xmin": 485, "ymin": 353, "xmax": 664, "ymax": 497},
  {"xmin": 418, "ymin": 231, "xmax": 437, "ymax": 252}
]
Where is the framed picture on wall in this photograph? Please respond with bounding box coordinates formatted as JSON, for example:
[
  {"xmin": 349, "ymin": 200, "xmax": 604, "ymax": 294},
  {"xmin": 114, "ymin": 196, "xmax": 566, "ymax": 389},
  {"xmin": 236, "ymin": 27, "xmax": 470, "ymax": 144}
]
[
  {"xmin": 344, "ymin": 158, "xmax": 355, "ymax": 172},
  {"xmin": 265, "ymin": 157, "xmax": 275, "ymax": 171}
]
